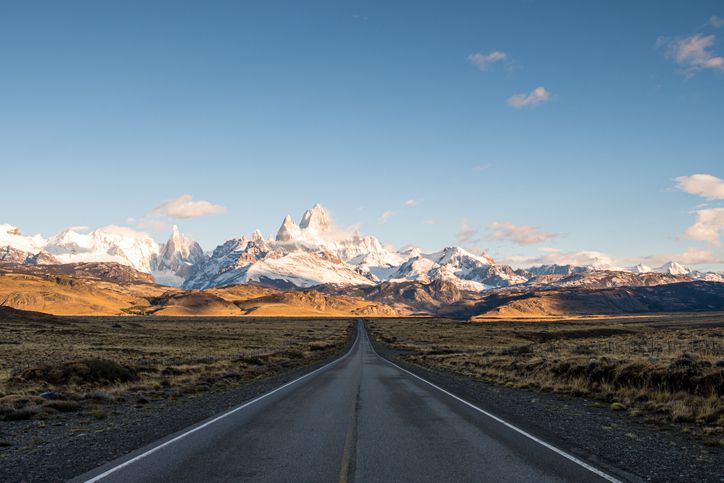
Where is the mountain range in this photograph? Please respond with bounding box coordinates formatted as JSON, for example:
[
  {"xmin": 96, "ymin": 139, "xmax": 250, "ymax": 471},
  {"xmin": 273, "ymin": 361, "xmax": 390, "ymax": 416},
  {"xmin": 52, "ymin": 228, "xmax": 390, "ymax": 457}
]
[{"xmin": 2, "ymin": 204, "xmax": 723, "ymax": 295}]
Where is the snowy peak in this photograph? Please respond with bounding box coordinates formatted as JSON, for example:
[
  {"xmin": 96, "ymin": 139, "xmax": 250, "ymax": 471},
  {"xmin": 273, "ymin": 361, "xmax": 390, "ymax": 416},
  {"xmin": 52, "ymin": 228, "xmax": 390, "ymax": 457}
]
[
  {"xmin": 152, "ymin": 225, "xmax": 205, "ymax": 286},
  {"xmin": 299, "ymin": 203, "xmax": 332, "ymax": 233},
  {"xmin": 276, "ymin": 215, "xmax": 300, "ymax": 242},
  {"xmin": 632, "ymin": 263, "xmax": 652, "ymax": 273},
  {"xmin": 0, "ymin": 223, "xmax": 46, "ymax": 255},
  {"xmin": 655, "ymin": 261, "xmax": 690, "ymax": 276},
  {"xmin": 162, "ymin": 225, "xmax": 203, "ymax": 262},
  {"xmin": 251, "ymin": 229, "xmax": 265, "ymax": 244},
  {"xmin": 427, "ymin": 246, "xmax": 494, "ymax": 267},
  {"xmin": 45, "ymin": 225, "xmax": 160, "ymax": 273}
]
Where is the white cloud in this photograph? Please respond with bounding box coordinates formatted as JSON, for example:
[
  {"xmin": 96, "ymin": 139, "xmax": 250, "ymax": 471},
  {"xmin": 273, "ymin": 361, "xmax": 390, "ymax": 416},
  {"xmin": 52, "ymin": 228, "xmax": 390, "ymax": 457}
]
[
  {"xmin": 467, "ymin": 51, "xmax": 507, "ymax": 71},
  {"xmin": 710, "ymin": 16, "xmax": 724, "ymax": 28},
  {"xmin": 684, "ymin": 207, "xmax": 724, "ymax": 245},
  {"xmin": 404, "ymin": 199, "xmax": 419, "ymax": 207},
  {"xmin": 487, "ymin": 222, "xmax": 558, "ymax": 246},
  {"xmin": 456, "ymin": 221, "xmax": 478, "ymax": 245},
  {"xmin": 134, "ymin": 218, "xmax": 172, "ymax": 233},
  {"xmin": 379, "ymin": 211, "xmax": 395, "ymax": 224},
  {"xmin": 675, "ymin": 173, "xmax": 724, "ymax": 199},
  {"xmin": 504, "ymin": 249, "xmax": 618, "ymax": 268},
  {"xmin": 638, "ymin": 247, "xmax": 723, "ymax": 267},
  {"xmin": 659, "ymin": 34, "xmax": 724, "ymax": 74},
  {"xmin": 504, "ymin": 246, "xmax": 723, "ymax": 269},
  {"xmin": 422, "ymin": 219, "xmax": 438, "ymax": 225},
  {"xmin": 152, "ymin": 195, "xmax": 227, "ymax": 219},
  {"xmin": 507, "ymin": 86, "xmax": 551, "ymax": 108}
]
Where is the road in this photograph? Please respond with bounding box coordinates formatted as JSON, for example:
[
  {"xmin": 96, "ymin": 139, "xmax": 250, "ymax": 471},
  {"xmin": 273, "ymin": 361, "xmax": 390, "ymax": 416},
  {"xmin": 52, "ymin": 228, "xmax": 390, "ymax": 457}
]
[{"xmin": 73, "ymin": 321, "xmax": 620, "ymax": 483}]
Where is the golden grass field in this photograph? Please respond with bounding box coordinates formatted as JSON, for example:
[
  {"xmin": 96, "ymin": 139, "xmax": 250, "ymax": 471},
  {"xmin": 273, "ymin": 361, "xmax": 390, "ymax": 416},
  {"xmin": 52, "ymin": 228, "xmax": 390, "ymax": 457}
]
[
  {"xmin": 368, "ymin": 313, "xmax": 724, "ymax": 445},
  {"xmin": 0, "ymin": 311, "xmax": 353, "ymax": 422}
]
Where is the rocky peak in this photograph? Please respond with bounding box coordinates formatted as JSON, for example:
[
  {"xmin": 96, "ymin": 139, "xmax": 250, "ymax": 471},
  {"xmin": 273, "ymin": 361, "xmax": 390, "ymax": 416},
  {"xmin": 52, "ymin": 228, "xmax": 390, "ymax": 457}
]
[
  {"xmin": 276, "ymin": 215, "xmax": 300, "ymax": 242},
  {"xmin": 299, "ymin": 203, "xmax": 332, "ymax": 232}
]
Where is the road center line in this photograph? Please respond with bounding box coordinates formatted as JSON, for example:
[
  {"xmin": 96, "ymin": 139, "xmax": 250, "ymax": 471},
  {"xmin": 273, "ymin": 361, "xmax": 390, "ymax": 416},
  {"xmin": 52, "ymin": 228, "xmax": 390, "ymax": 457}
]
[{"xmin": 82, "ymin": 325, "xmax": 361, "ymax": 483}]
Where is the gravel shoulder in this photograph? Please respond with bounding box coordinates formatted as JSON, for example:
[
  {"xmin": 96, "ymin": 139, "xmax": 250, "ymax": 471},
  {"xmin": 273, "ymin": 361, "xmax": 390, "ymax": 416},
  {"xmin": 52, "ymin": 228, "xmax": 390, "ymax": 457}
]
[
  {"xmin": 367, "ymin": 324, "xmax": 723, "ymax": 483},
  {"xmin": 0, "ymin": 333, "xmax": 355, "ymax": 483}
]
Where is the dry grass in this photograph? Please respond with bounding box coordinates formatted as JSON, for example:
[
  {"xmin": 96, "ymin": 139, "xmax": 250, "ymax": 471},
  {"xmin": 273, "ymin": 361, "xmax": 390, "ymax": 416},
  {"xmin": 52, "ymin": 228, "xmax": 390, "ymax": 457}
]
[
  {"xmin": 0, "ymin": 313, "xmax": 353, "ymax": 421},
  {"xmin": 368, "ymin": 315, "xmax": 724, "ymax": 443}
]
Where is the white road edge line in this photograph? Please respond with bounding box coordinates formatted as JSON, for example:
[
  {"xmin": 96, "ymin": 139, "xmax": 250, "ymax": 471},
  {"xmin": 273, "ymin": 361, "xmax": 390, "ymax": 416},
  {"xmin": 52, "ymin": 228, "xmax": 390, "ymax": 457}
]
[
  {"xmin": 363, "ymin": 326, "xmax": 622, "ymax": 483},
  {"xmin": 82, "ymin": 327, "xmax": 361, "ymax": 483}
]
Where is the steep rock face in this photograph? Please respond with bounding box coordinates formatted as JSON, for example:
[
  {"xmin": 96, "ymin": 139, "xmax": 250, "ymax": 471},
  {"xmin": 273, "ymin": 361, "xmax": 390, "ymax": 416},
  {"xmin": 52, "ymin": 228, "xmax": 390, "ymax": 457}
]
[
  {"xmin": 3, "ymin": 205, "xmax": 723, "ymax": 291},
  {"xmin": 152, "ymin": 225, "xmax": 205, "ymax": 286},
  {"xmin": 299, "ymin": 203, "xmax": 333, "ymax": 233},
  {"xmin": 275, "ymin": 215, "xmax": 300, "ymax": 242}
]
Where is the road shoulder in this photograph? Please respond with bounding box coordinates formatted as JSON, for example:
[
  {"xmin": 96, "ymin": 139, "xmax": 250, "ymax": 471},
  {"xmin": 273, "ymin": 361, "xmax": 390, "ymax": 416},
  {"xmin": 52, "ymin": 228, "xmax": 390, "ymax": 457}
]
[{"xmin": 367, "ymin": 325, "xmax": 722, "ymax": 483}]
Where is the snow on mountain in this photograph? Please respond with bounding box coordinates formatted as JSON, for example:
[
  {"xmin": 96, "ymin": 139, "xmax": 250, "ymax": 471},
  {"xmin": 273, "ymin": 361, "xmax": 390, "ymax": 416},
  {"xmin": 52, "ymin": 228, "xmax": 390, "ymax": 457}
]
[
  {"xmin": 3, "ymin": 205, "xmax": 723, "ymax": 290},
  {"xmin": 45, "ymin": 225, "xmax": 160, "ymax": 273},
  {"xmin": 654, "ymin": 261, "xmax": 690, "ymax": 276},
  {"xmin": 299, "ymin": 203, "xmax": 333, "ymax": 233},
  {"xmin": 0, "ymin": 224, "xmax": 47, "ymax": 258},
  {"xmin": 275, "ymin": 215, "xmax": 300, "ymax": 242},
  {"xmin": 186, "ymin": 205, "xmax": 410, "ymax": 290},
  {"xmin": 152, "ymin": 225, "xmax": 206, "ymax": 286},
  {"xmin": 631, "ymin": 263, "xmax": 652, "ymax": 273},
  {"xmin": 1, "ymin": 223, "xmax": 204, "ymax": 284}
]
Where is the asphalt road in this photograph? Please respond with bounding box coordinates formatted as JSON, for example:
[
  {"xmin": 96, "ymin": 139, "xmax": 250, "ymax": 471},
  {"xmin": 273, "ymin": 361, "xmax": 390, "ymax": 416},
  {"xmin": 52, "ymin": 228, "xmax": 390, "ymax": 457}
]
[{"xmin": 73, "ymin": 321, "xmax": 619, "ymax": 483}]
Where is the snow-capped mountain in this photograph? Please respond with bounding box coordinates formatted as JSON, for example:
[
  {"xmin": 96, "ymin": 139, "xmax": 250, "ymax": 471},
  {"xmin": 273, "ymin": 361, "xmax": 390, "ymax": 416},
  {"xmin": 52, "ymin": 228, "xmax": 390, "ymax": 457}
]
[
  {"xmin": 184, "ymin": 206, "xmax": 529, "ymax": 291},
  {"xmin": 654, "ymin": 261, "xmax": 690, "ymax": 276},
  {"xmin": 152, "ymin": 225, "xmax": 206, "ymax": 286},
  {"xmin": 45, "ymin": 225, "xmax": 160, "ymax": 273},
  {"xmin": 2, "ymin": 204, "xmax": 723, "ymax": 290},
  {"xmin": 0, "ymin": 224, "xmax": 49, "ymax": 263},
  {"xmin": 0, "ymin": 223, "xmax": 202, "ymax": 286}
]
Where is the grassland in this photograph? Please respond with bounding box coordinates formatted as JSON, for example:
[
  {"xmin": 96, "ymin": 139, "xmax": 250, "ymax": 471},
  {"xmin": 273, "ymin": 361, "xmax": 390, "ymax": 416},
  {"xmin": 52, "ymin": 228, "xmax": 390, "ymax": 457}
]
[
  {"xmin": 368, "ymin": 313, "xmax": 724, "ymax": 445},
  {"xmin": 0, "ymin": 311, "xmax": 353, "ymax": 422}
]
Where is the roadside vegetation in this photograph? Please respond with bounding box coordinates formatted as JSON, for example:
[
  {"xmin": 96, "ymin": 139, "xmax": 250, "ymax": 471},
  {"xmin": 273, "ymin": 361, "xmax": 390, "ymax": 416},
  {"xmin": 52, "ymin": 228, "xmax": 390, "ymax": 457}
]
[
  {"xmin": 368, "ymin": 314, "xmax": 724, "ymax": 446},
  {"xmin": 0, "ymin": 313, "xmax": 352, "ymax": 424}
]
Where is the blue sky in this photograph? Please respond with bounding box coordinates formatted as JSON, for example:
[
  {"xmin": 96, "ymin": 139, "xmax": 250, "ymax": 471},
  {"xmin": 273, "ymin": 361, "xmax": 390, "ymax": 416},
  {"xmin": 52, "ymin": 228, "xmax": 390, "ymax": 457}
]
[{"xmin": 1, "ymin": 1, "xmax": 723, "ymax": 269}]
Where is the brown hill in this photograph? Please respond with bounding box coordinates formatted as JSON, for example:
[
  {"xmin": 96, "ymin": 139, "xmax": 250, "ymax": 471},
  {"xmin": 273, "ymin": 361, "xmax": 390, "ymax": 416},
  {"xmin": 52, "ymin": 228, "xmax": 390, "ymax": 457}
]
[
  {"xmin": 0, "ymin": 268, "xmax": 399, "ymax": 317},
  {"xmin": 470, "ymin": 282, "xmax": 724, "ymax": 318},
  {"xmin": 0, "ymin": 262, "xmax": 154, "ymax": 284}
]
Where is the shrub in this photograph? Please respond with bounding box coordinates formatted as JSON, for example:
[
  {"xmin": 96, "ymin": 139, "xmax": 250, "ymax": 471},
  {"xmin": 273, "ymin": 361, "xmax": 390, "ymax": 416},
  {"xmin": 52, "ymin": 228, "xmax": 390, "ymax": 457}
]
[{"xmin": 21, "ymin": 359, "xmax": 138, "ymax": 386}]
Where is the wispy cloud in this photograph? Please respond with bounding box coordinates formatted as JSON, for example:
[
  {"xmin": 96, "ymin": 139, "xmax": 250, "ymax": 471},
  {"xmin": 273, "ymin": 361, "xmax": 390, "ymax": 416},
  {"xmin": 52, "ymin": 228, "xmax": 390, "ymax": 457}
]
[
  {"xmin": 710, "ymin": 16, "xmax": 724, "ymax": 28},
  {"xmin": 422, "ymin": 219, "xmax": 438, "ymax": 225},
  {"xmin": 675, "ymin": 173, "xmax": 724, "ymax": 199},
  {"xmin": 152, "ymin": 195, "xmax": 227, "ymax": 219},
  {"xmin": 504, "ymin": 249, "xmax": 618, "ymax": 268},
  {"xmin": 507, "ymin": 86, "xmax": 551, "ymax": 108},
  {"xmin": 467, "ymin": 51, "xmax": 508, "ymax": 71},
  {"xmin": 379, "ymin": 210, "xmax": 395, "ymax": 224},
  {"xmin": 404, "ymin": 199, "xmax": 419, "ymax": 207},
  {"xmin": 658, "ymin": 34, "xmax": 724, "ymax": 75},
  {"xmin": 487, "ymin": 222, "xmax": 558, "ymax": 246},
  {"xmin": 128, "ymin": 217, "xmax": 171, "ymax": 233},
  {"xmin": 684, "ymin": 207, "xmax": 724, "ymax": 246},
  {"xmin": 505, "ymin": 246, "xmax": 723, "ymax": 269},
  {"xmin": 638, "ymin": 247, "xmax": 723, "ymax": 267},
  {"xmin": 456, "ymin": 221, "xmax": 478, "ymax": 245},
  {"xmin": 472, "ymin": 164, "xmax": 492, "ymax": 172}
]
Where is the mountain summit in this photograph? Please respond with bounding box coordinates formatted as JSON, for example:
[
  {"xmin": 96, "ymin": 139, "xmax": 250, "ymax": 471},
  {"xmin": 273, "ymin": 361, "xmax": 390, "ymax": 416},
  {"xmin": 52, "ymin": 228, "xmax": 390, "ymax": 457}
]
[
  {"xmin": 2, "ymin": 204, "xmax": 723, "ymax": 290},
  {"xmin": 299, "ymin": 203, "xmax": 333, "ymax": 233}
]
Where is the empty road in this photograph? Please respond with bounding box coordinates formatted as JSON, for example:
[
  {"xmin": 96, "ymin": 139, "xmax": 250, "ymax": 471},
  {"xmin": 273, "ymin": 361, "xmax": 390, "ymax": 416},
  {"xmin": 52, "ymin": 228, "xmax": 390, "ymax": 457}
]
[{"xmin": 74, "ymin": 321, "xmax": 620, "ymax": 483}]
